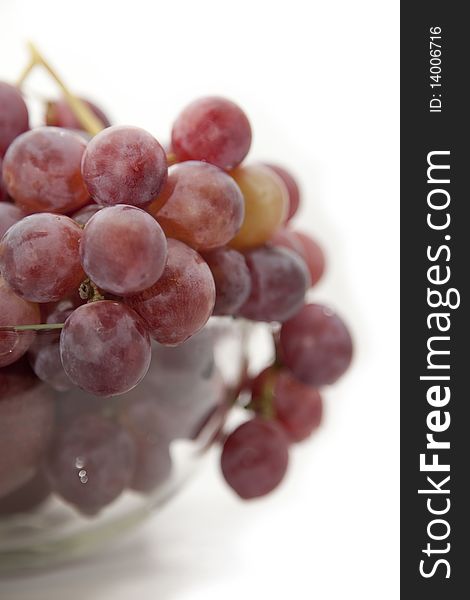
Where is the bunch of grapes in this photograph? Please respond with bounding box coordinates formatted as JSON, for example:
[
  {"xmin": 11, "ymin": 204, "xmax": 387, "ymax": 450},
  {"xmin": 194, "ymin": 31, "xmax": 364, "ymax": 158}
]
[{"xmin": 1, "ymin": 63, "xmax": 352, "ymax": 516}]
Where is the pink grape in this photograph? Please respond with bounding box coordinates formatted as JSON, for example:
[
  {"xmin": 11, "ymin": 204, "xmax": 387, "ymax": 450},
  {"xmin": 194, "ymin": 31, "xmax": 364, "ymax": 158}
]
[
  {"xmin": 0, "ymin": 82, "xmax": 29, "ymax": 157},
  {"xmin": 150, "ymin": 161, "xmax": 244, "ymax": 251},
  {"xmin": 2, "ymin": 127, "xmax": 89, "ymax": 214},
  {"xmin": 127, "ymin": 239, "xmax": 215, "ymax": 346},
  {"xmin": 251, "ymin": 367, "xmax": 323, "ymax": 442},
  {"xmin": 221, "ymin": 418, "xmax": 289, "ymax": 499},
  {"xmin": 81, "ymin": 125, "xmax": 167, "ymax": 207},
  {"xmin": 80, "ymin": 204, "xmax": 168, "ymax": 296},
  {"xmin": 0, "ymin": 213, "xmax": 85, "ymax": 303},
  {"xmin": 60, "ymin": 301, "xmax": 151, "ymax": 396},
  {"xmin": 71, "ymin": 203, "xmax": 100, "ymax": 226},
  {"xmin": 46, "ymin": 97, "xmax": 111, "ymax": 129},
  {"xmin": 0, "ymin": 360, "xmax": 54, "ymax": 497},
  {"xmin": 45, "ymin": 413, "xmax": 136, "ymax": 515},
  {"xmin": 171, "ymin": 96, "xmax": 252, "ymax": 170},
  {"xmin": 280, "ymin": 303, "xmax": 353, "ymax": 386},
  {"xmin": 0, "ymin": 277, "xmax": 40, "ymax": 368},
  {"xmin": 238, "ymin": 246, "xmax": 310, "ymax": 322},
  {"xmin": 202, "ymin": 247, "xmax": 251, "ymax": 316},
  {"xmin": 264, "ymin": 164, "xmax": 300, "ymax": 221},
  {"xmin": 0, "ymin": 201, "xmax": 24, "ymax": 238},
  {"xmin": 0, "ymin": 469, "xmax": 50, "ymax": 514}
]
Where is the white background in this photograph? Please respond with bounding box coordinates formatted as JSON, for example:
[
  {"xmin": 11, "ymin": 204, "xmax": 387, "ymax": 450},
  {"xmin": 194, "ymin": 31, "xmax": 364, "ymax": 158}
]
[{"xmin": 0, "ymin": 0, "xmax": 399, "ymax": 598}]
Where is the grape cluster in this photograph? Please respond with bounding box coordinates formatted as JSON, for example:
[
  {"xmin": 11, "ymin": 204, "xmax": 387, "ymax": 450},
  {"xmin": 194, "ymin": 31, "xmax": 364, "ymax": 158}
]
[{"xmin": 1, "ymin": 75, "xmax": 352, "ymax": 513}]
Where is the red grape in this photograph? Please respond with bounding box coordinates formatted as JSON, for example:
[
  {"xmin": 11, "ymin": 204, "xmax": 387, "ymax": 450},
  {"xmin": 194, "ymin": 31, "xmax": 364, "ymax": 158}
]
[
  {"xmin": 0, "ymin": 277, "xmax": 40, "ymax": 367},
  {"xmin": 0, "ymin": 201, "xmax": 24, "ymax": 238},
  {"xmin": 202, "ymin": 247, "xmax": 251, "ymax": 316},
  {"xmin": 0, "ymin": 469, "xmax": 50, "ymax": 514},
  {"xmin": 0, "ymin": 213, "xmax": 84, "ymax": 303},
  {"xmin": 126, "ymin": 239, "xmax": 215, "ymax": 346},
  {"xmin": 0, "ymin": 82, "xmax": 29, "ymax": 157},
  {"xmin": 119, "ymin": 398, "xmax": 172, "ymax": 493},
  {"xmin": 264, "ymin": 164, "xmax": 300, "ymax": 221},
  {"xmin": 2, "ymin": 127, "xmax": 89, "ymax": 214},
  {"xmin": 81, "ymin": 125, "xmax": 167, "ymax": 208},
  {"xmin": 80, "ymin": 204, "xmax": 167, "ymax": 296},
  {"xmin": 45, "ymin": 413, "xmax": 136, "ymax": 515},
  {"xmin": 292, "ymin": 231, "xmax": 325, "ymax": 286},
  {"xmin": 280, "ymin": 303, "xmax": 353, "ymax": 386},
  {"xmin": 46, "ymin": 97, "xmax": 111, "ymax": 129},
  {"xmin": 171, "ymin": 96, "xmax": 251, "ymax": 170},
  {"xmin": 150, "ymin": 161, "xmax": 244, "ymax": 251},
  {"xmin": 71, "ymin": 203, "xmax": 100, "ymax": 226},
  {"xmin": 229, "ymin": 165, "xmax": 289, "ymax": 250},
  {"xmin": 251, "ymin": 367, "xmax": 323, "ymax": 442},
  {"xmin": 60, "ymin": 301, "xmax": 151, "ymax": 396},
  {"xmin": 0, "ymin": 361, "xmax": 54, "ymax": 497},
  {"xmin": 238, "ymin": 246, "xmax": 310, "ymax": 322},
  {"xmin": 221, "ymin": 418, "xmax": 289, "ymax": 499}
]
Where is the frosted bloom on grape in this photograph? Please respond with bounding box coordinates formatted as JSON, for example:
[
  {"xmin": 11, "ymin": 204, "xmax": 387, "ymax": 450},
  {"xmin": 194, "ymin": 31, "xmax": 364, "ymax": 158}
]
[
  {"xmin": 150, "ymin": 161, "xmax": 244, "ymax": 251},
  {"xmin": 60, "ymin": 301, "xmax": 151, "ymax": 397},
  {"xmin": 171, "ymin": 96, "xmax": 252, "ymax": 170},
  {"xmin": 81, "ymin": 125, "xmax": 167, "ymax": 207},
  {"xmin": 0, "ymin": 213, "xmax": 84, "ymax": 303},
  {"xmin": 80, "ymin": 205, "xmax": 168, "ymax": 296},
  {"xmin": 2, "ymin": 127, "xmax": 89, "ymax": 214}
]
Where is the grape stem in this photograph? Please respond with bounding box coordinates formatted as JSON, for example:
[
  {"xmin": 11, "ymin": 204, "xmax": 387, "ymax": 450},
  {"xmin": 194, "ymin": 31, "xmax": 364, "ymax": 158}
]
[
  {"xmin": 0, "ymin": 323, "xmax": 64, "ymax": 332},
  {"xmin": 79, "ymin": 278, "xmax": 105, "ymax": 303},
  {"xmin": 16, "ymin": 42, "xmax": 105, "ymax": 136}
]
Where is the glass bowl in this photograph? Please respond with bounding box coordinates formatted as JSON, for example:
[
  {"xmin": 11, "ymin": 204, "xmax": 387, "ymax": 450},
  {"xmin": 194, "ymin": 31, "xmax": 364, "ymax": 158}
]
[{"xmin": 0, "ymin": 317, "xmax": 249, "ymax": 572}]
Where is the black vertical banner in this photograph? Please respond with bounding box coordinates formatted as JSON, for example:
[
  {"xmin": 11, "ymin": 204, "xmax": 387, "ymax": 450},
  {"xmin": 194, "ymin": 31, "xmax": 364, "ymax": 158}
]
[{"xmin": 401, "ymin": 2, "xmax": 469, "ymax": 598}]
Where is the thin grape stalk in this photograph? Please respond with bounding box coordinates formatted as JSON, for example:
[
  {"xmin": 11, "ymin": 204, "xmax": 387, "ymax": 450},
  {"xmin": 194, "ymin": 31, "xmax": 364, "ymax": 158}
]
[{"xmin": 16, "ymin": 42, "xmax": 175, "ymax": 167}]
